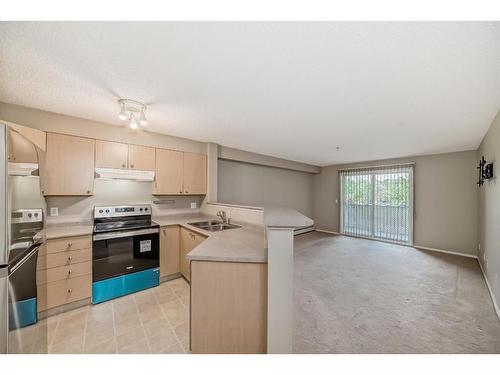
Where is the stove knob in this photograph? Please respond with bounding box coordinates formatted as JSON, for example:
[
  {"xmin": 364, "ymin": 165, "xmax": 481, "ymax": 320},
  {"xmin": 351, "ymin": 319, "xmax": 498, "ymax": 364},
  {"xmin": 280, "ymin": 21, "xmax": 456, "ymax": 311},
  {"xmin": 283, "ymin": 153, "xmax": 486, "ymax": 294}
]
[
  {"xmin": 140, "ymin": 208, "xmax": 143, "ymax": 211},
  {"xmin": 105, "ymin": 209, "xmax": 110, "ymax": 213},
  {"xmin": 145, "ymin": 207, "xmax": 148, "ymax": 211},
  {"xmin": 99, "ymin": 209, "xmax": 103, "ymax": 213},
  {"xmin": 34, "ymin": 213, "xmax": 38, "ymax": 217},
  {"xmin": 28, "ymin": 213, "xmax": 32, "ymax": 218}
]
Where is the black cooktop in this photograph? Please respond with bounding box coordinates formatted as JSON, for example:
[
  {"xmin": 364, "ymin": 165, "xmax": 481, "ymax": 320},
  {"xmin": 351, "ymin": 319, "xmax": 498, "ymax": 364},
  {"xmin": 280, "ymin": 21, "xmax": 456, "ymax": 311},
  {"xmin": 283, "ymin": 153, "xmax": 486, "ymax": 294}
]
[{"xmin": 93, "ymin": 216, "xmax": 159, "ymax": 234}]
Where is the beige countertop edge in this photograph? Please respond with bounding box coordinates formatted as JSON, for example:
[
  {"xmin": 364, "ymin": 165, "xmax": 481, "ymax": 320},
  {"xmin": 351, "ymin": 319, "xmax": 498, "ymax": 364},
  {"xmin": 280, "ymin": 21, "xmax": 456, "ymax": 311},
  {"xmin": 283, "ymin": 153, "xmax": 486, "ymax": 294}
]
[{"xmin": 263, "ymin": 206, "xmax": 314, "ymax": 228}]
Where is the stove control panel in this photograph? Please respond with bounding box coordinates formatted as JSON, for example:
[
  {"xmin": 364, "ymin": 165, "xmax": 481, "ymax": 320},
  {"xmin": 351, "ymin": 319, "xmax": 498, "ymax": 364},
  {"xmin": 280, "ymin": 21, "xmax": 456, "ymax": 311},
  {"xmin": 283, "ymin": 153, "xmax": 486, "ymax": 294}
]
[
  {"xmin": 11, "ymin": 209, "xmax": 43, "ymax": 223},
  {"xmin": 93, "ymin": 205, "xmax": 152, "ymax": 219}
]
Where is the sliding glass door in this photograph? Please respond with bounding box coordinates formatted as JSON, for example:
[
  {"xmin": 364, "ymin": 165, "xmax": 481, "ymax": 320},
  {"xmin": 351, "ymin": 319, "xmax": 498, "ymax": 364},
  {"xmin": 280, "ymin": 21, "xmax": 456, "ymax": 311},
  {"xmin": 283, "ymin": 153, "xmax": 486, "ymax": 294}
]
[{"xmin": 340, "ymin": 164, "xmax": 413, "ymax": 244}]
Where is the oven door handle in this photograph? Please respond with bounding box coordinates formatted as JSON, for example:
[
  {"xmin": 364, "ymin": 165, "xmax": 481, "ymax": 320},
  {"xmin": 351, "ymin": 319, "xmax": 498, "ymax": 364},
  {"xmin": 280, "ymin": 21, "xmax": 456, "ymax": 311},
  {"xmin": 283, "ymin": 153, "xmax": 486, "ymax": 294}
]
[{"xmin": 93, "ymin": 228, "xmax": 159, "ymax": 241}]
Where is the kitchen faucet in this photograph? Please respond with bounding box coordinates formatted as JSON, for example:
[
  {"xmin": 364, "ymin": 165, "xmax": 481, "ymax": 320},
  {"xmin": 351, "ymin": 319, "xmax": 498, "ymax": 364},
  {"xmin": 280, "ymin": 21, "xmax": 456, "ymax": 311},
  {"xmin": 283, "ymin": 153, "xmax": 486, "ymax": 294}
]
[{"xmin": 217, "ymin": 210, "xmax": 228, "ymax": 224}]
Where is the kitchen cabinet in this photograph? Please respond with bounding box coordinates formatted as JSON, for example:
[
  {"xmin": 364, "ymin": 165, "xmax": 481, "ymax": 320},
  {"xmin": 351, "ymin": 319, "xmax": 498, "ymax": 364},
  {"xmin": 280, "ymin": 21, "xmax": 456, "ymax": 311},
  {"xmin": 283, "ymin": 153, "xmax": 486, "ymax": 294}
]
[
  {"xmin": 36, "ymin": 235, "xmax": 92, "ymax": 312},
  {"xmin": 183, "ymin": 152, "xmax": 207, "ymax": 195},
  {"xmin": 180, "ymin": 227, "xmax": 207, "ymax": 281},
  {"xmin": 128, "ymin": 144, "xmax": 155, "ymax": 171},
  {"xmin": 154, "ymin": 148, "xmax": 184, "ymax": 194},
  {"xmin": 190, "ymin": 260, "xmax": 267, "ymax": 353},
  {"xmin": 154, "ymin": 149, "xmax": 207, "ymax": 195},
  {"xmin": 160, "ymin": 225, "xmax": 180, "ymax": 278},
  {"xmin": 40, "ymin": 133, "xmax": 95, "ymax": 196},
  {"xmin": 7, "ymin": 129, "xmax": 39, "ymax": 163},
  {"xmin": 95, "ymin": 140, "xmax": 128, "ymax": 169},
  {"xmin": 96, "ymin": 140, "xmax": 155, "ymax": 171}
]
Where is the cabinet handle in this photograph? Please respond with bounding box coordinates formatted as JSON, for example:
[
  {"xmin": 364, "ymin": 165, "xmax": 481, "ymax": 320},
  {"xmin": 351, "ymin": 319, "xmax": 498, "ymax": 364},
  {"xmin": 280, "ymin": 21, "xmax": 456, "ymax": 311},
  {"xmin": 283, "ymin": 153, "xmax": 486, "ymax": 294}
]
[
  {"xmin": 185, "ymin": 190, "xmax": 189, "ymax": 194},
  {"xmin": 86, "ymin": 190, "xmax": 91, "ymax": 194},
  {"xmin": 68, "ymin": 256, "xmax": 72, "ymax": 261},
  {"xmin": 67, "ymin": 243, "xmax": 73, "ymax": 248},
  {"xmin": 130, "ymin": 164, "xmax": 134, "ymax": 169},
  {"xmin": 68, "ymin": 270, "xmax": 72, "ymax": 275},
  {"xmin": 122, "ymin": 164, "xmax": 126, "ymax": 168},
  {"xmin": 67, "ymin": 289, "xmax": 72, "ymax": 294},
  {"xmin": 179, "ymin": 191, "xmax": 183, "ymax": 194}
]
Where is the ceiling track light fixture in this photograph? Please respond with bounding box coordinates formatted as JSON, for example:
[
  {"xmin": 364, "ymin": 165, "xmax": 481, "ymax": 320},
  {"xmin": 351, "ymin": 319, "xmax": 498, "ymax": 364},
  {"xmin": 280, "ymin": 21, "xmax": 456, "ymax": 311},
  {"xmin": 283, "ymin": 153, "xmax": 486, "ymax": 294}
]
[{"xmin": 117, "ymin": 99, "xmax": 148, "ymax": 129}]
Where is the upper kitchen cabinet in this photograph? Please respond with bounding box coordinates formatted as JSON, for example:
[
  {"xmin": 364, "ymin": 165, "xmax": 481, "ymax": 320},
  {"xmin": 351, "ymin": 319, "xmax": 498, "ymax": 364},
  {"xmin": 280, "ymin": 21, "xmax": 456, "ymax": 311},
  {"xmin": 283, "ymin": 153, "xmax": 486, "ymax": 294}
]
[
  {"xmin": 183, "ymin": 152, "xmax": 207, "ymax": 195},
  {"xmin": 95, "ymin": 140, "xmax": 128, "ymax": 169},
  {"xmin": 7, "ymin": 129, "xmax": 39, "ymax": 164},
  {"xmin": 154, "ymin": 148, "xmax": 184, "ymax": 194},
  {"xmin": 40, "ymin": 133, "xmax": 95, "ymax": 196},
  {"xmin": 128, "ymin": 144, "xmax": 155, "ymax": 171},
  {"xmin": 154, "ymin": 149, "xmax": 207, "ymax": 195},
  {"xmin": 95, "ymin": 140, "xmax": 155, "ymax": 171}
]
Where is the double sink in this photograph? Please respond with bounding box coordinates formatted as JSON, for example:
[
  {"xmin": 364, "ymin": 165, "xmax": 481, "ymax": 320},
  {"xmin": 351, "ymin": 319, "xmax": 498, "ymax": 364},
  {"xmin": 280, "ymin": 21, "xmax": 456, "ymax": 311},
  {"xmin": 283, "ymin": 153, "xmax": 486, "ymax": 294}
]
[{"xmin": 188, "ymin": 220, "xmax": 241, "ymax": 232}]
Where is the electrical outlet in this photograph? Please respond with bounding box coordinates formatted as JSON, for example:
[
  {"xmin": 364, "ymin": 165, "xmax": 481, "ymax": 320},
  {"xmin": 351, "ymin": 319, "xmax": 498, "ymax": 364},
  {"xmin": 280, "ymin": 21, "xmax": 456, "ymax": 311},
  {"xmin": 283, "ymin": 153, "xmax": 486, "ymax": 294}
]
[
  {"xmin": 50, "ymin": 207, "xmax": 59, "ymax": 216},
  {"xmin": 190, "ymin": 202, "xmax": 197, "ymax": 209}
]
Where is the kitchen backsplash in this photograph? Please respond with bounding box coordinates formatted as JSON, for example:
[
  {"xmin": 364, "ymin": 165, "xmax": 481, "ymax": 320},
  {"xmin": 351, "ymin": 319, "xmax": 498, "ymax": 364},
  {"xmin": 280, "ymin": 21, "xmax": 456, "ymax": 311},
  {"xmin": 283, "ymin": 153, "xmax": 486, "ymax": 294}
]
[{"xmin": 12, "ymin": 176, "xmax": 203, "ymax": 224}]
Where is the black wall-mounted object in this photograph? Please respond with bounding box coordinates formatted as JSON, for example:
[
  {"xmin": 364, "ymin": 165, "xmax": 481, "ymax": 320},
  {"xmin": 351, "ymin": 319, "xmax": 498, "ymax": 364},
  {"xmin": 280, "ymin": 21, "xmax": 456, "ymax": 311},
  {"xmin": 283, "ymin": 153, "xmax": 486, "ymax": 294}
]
[{"xmin": 477, "ymin": 156, "xmax": 494, "ymax": 186}]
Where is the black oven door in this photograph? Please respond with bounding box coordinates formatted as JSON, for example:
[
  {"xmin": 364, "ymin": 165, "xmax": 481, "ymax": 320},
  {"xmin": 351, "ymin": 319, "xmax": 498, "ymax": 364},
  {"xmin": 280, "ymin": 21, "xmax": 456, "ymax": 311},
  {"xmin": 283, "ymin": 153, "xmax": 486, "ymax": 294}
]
[{"xmin": 92, "ymin": 228, "xmax": 159, "ymax": 282}]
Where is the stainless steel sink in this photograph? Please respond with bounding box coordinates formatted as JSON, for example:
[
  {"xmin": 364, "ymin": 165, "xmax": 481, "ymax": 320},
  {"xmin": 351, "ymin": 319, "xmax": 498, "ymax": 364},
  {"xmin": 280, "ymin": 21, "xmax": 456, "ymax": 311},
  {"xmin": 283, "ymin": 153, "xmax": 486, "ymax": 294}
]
[{"xmin": 188, "ymin": 220, "xmax": 241, "ymax": 231}]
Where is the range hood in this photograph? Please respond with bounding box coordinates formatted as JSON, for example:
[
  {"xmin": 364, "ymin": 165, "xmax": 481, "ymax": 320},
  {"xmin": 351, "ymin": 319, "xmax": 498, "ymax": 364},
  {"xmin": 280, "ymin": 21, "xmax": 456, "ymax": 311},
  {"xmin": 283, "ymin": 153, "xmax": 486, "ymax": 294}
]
[
  {"xmin": 94, "ymin": 167, "xmax": 155, "ymax": 181},
  {"xmin": 8, "ymin": 162, "xmax": 39, "ymax": 177}
]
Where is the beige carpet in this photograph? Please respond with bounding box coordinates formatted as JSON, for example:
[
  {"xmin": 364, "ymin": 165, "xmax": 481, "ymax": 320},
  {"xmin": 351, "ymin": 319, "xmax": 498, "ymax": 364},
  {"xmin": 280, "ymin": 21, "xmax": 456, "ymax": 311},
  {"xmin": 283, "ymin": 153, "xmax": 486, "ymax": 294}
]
[{"xmin": 293, "ymin": 231, "xmax": 500, "ymax": 353}]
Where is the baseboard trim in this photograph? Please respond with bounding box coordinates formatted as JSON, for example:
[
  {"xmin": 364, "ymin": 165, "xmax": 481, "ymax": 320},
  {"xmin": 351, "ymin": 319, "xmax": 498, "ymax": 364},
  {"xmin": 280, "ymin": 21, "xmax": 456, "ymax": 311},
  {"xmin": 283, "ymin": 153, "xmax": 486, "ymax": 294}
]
[
  {"xmin": 413, "ymin": 245, "xmax": 477, "ymax": 259},
  {"xmin": 477, "ymin": 260, "xmax": 500, "ymax": 321},
  {"xmin": 294, "ymin": 226, "xmax": 315, "ymax": 235},
  {"xmin": 315, "ymin": 229, "xmax": 340, "ymax": 235}
]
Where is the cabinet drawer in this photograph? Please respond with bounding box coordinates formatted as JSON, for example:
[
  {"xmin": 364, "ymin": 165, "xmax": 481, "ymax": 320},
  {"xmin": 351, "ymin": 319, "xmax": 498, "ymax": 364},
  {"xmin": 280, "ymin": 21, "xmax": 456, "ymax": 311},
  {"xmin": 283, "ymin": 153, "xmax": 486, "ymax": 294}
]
[
  {"xmin": 37, "ymin": 261, "xmax": 92, "ymax": 285},
  {"xmin": 45, "ymin": 235, "xmax": 92, "ymax": 254},
  {"xmin": 37, "ymin": 248, "xmax": 91, "ymax": 270},
  {"xmin": 37, "ymin": 275, "xmax": 92, "ymax": 311}
]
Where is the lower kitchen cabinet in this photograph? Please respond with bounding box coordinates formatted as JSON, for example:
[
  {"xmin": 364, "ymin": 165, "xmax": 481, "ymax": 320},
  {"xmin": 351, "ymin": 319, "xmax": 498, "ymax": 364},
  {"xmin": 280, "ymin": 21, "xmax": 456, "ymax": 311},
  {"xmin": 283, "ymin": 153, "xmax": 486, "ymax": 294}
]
[
  {"xmin": 160, "ymin": 225, "xmax": 180, "ymax": 278},
  {"xmin": 190, "ymin": 260, "xmax": 268, "ymax": 353},
  {"xmin": 179, "ymin": 227, "xmax": 207, "ymax": 282},
  {"xmin": 36, "ymin": 235, "xmax": 92, "ymax": 312}
]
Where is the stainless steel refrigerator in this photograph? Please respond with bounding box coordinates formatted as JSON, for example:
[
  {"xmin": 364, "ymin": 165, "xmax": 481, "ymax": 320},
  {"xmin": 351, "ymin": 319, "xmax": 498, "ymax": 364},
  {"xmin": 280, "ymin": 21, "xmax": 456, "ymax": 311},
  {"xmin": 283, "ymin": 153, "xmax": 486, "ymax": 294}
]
[{"xmin": 0, "ymin": 123, "xmax": 47, "ymax": 354}]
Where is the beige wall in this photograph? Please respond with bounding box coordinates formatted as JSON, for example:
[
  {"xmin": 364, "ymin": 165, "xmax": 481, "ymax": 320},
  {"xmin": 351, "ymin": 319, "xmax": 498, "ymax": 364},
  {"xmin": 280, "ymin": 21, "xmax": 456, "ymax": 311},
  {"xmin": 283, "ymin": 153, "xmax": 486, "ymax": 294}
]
[
  {"xmin": 478, "ymin": 109, "xmax": 500, "ymax": 309},
  {"xmin": 218, "ymin": 159, "xmax": 314, "ymax": 217},
  {"xmin": 313, "ymin": 150, "xmax": 478, "ymax": 255},
  {"xmin": 45, "ymin": 179, "xmax": 203, "ymax": 224},
  {"xmin": 219, "ymin": 145, "xmax": 320, "ymax": 174}
]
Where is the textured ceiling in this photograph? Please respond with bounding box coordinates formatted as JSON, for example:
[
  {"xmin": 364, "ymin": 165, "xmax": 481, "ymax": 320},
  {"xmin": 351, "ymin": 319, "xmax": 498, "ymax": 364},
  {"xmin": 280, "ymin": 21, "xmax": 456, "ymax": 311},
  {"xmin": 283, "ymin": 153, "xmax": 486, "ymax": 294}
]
[{"xmin": 0, "ymin": 22, "xmax": 499, "ymax": 166}]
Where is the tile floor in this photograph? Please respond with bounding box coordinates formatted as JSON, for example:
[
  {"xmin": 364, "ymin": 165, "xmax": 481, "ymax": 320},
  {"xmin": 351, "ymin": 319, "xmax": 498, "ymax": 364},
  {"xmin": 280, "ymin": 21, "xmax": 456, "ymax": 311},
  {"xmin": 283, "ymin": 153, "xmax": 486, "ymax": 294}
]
[{"xmin": 45, "ymin": 277, "xmax": 190, "ymax": 354}]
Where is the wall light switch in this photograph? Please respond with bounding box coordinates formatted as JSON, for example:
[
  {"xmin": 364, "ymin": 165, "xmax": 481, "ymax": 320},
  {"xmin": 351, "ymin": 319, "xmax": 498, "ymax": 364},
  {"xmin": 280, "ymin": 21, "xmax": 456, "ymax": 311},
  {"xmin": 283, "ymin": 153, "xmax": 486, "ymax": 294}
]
[
  {"xmin": 50, "ymin": 207, "xmax": 59, "ymax": 216},
  {"xmin": 190, "ymin": 202, "xmax": 197, "ymax": 209}
]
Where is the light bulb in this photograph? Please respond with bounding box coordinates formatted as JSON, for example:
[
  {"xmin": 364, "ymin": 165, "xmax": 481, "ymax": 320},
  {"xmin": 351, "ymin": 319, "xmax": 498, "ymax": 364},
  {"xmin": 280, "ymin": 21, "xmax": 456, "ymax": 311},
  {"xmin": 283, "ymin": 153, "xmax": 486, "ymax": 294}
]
[
  {"xmin": 139, "ymin": 109, "xmax": 148, "ymax": 126},
  {"xmin": 118, "ymin": 103, "xmax": 127, "ymax": 121},
  {"xmin": 129, "ymin": 114, "xmax": 138, "ymax": 129}
]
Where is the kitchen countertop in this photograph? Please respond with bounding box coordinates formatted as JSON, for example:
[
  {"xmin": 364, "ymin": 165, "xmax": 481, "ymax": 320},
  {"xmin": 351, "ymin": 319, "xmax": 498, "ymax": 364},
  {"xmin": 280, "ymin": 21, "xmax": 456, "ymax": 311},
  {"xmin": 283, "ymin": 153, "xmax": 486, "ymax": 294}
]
[
  {"xmin": 38, "ymin": 212, "xmax": 268, "ymax": 263},
  {"xmin": 39, "ymin": 222, "xmax": 94, "ymax": 240},
  {"xmin": 154, "ymin": 213, "xmax": 267, "ymax": 264}
]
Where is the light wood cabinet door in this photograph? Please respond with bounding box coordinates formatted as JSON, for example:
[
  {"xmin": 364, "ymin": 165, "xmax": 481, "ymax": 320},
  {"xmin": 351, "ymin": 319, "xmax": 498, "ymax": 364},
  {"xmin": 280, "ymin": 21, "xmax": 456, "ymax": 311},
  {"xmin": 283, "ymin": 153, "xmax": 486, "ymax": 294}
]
[
  {"xmin": 160, "ymin": 226, "xmax": 180, "ymax": 277},
  {"xmin": 41, "ymin": 133, "xmax": 95, "ymax": 196},
  {"xmin": 154, "ymin": 148, "xmax": 184, "ymax": 194},
  {"xmin": 128, "ymin": 144, "xmax": 155, "ymax": 171},
  {"xmin": 183, "ymin": 152, "xmax": 207, "ymax": 195},
  {"xmin": 95, "ymin": 140, "xmax": 128, "ymax": 169},
  {"xmin": 7, "ymin": 129, "xmax": 38, "ymax": 163},
  {"xmin": 180, "ymin": 228, "xmax": 207, "ymax": 281}
]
